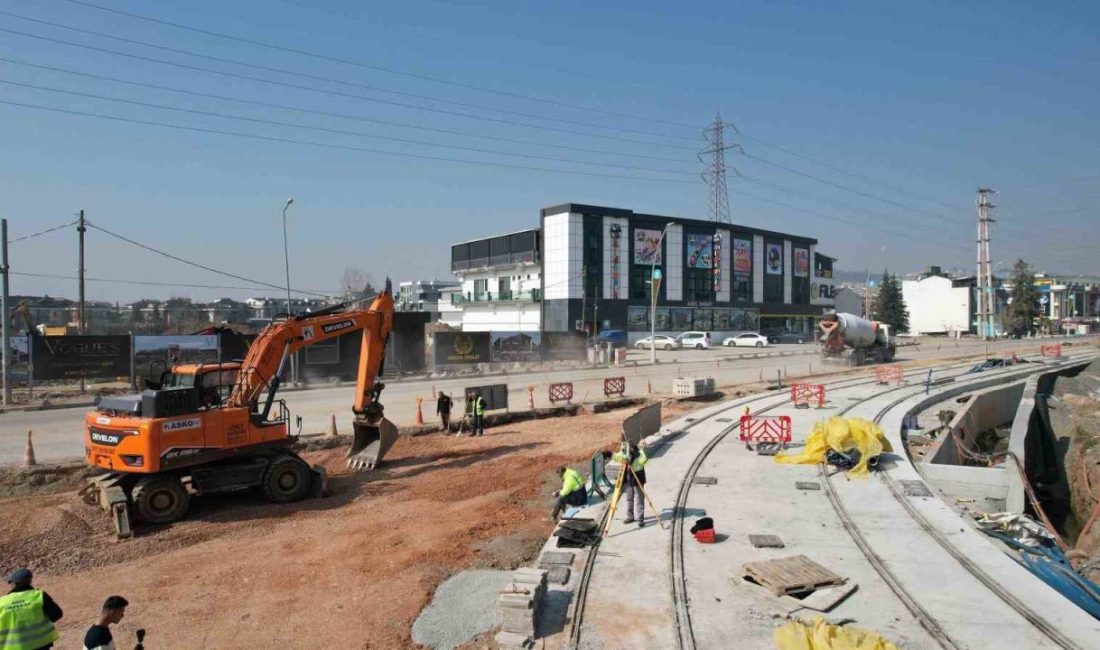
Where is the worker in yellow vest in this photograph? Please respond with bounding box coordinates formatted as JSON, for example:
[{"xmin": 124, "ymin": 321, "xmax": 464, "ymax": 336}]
[
  {"xmin": 613, "ymin": 443, "xmax": 648, "ymax": 527},
  {"xmin": 1, "ymin": 568, "xmax": 63, "ymax": 650},
  {"xmin": 471, "ymin": 393, "xmax": 486, "ymax": 436},
  {"xmin": 551, "ymin": 465, "xmax": 587, "ymax": 520}
]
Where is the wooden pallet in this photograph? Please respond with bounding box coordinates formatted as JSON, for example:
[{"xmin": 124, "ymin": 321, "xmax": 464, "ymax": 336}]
[{"xmin": 742, "ymin": 555, "xmax": 845, "ymax": 596}]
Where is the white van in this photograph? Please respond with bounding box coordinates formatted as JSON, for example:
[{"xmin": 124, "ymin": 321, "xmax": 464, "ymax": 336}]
[{"xmin": 677, "ymin": 331, "xmax": 711, "ymax": 349}]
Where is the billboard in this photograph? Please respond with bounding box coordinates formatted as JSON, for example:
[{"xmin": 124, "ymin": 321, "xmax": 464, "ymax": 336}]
[
  {"xmin": 490, "ymin": 331, "xmax": 541, "ymax": 363},
  {"xmin": 766, "ymin": 243, "xmax": 783, "ymax": 275},
  {"xmin": 542, "ymin": 331, "xmax": 587, "ymax": 361},
  {"xmin": 794, "ymin": 248, "xmax": 809, "ymax": 277},
  {"xmin": 434, "ymin": 331, "xmax": 491, "ymax": 365},
  {"xmin": 686, "ymin": 234, "xmax": 713, "ymax": 269},
  {"xmin": 733, "ymin": 238, "xmax": 752, "ymax": 274},
  {"xmin": 32, "ymin": 335, "xmax": 131, "ymax": 380},
  {"xmin": 633, "ymin": 228, "xmax": 663, "ymax": 265}
]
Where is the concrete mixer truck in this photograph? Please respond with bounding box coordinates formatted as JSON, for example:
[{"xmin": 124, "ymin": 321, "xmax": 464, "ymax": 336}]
[{"xmin": 818, "ymin": 312, "xmax": 896, "ymax": 365}]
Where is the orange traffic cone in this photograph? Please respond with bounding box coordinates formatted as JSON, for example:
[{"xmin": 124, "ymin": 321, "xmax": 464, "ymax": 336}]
[
  {"xmin": 330, "ymin": 414, "xmax": 338, "ymax": 437},
  {"xmin": 528, "ymin": 385, "xmax": 535, "ymax": 410},
  {"xmin": 23, "ymin": 431, "xmax": 36, "ymax": 467},
  {"xmin": 647, "ymin": 379, "xmax": 652, "ymax": 394},
  {"xmin": 415, "ymin": 398, "xmax": 424, "ymax": 425}
]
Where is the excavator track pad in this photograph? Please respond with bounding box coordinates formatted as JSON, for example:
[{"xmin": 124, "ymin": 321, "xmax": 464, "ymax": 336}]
[{"xmin": 347, "ymin": 417, "xmax": 399, "ymax": 471}]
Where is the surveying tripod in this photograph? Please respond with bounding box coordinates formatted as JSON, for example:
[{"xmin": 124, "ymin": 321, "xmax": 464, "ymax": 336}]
[{"xmin": 601, "ymin": 441, "xmax": 667, "ymax": 536}]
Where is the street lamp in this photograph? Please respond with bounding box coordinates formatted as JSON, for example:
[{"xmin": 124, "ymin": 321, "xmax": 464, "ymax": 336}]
[
  {"xmin": 282, "ymin": 197, "xmax": 295, "ymax": 318},
  {"xmin": 649, "ymin": 222, "xmax": 674, "ymax": 365}
]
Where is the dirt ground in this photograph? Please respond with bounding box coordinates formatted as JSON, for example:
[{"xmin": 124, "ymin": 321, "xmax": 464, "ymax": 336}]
[{"xmin": 0, "ymin": 399, "xmax": 695, "ymax": 649}]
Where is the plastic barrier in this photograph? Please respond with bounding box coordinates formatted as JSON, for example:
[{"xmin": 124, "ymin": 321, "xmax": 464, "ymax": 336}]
[
  {"xmin": 874, "ymin": 365, "xmax": 904, "ymax": 385},
  {"xmin": 548, "ymin": 382, "xmax": 573, "ymax": 404},
  {"xmin": 1041, "ymin": 343, "xmax": 1063, "ymax": 358},
  {"xmin": 604, "ymin": 376, "xmax": 626, "ymax": 397},
  {"xmin": 790, "ymin": 383, "xmax": 826, "ymax": 408},
  {"xmin": 739, "ymin": 415, "xmax": 792, "ymax": 445}
]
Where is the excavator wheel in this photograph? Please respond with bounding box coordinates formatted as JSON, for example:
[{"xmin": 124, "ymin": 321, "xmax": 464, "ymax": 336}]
[
  {"xmin": 131, "ymin": 474, "xmax": 191, "ymax": 525},
  {"xmin": 261, "ymin": 454, "xmax": 313, "ymax": 503}
]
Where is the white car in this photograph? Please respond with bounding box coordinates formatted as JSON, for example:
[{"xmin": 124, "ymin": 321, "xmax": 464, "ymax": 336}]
[
  {"xmin": 634, "ymin": 335, "xmax": 681, "ymax": 351},
  {"xmin": 723, "ymin": 332, "xmax": 769, "ymax": 348},
  {"xmin": 677, "ymin": 331, "xmax": 711, "ymax": 349}
]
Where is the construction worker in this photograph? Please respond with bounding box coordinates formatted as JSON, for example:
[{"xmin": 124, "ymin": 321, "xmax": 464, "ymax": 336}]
[
  {"xmin": 82, "ymin": 596, "xmax": 128, "ymax": 650},
  {"xmin": 613, "ymin": 442, "xmax": 648, "ymax": 527},
  {"xmin": 471, "ymin": 392, "xmax": 486, "ymax": 436},
  {"xmin": 436, "ymin": 392, "xmax": 453, "ymax": 431},
  {"xmin": 551, "ymin": 465, "xmax": 587, "ymax": 520},
  {"xmin": 1, "ymin": 568, "xmax": 63, "ymax": 650}
]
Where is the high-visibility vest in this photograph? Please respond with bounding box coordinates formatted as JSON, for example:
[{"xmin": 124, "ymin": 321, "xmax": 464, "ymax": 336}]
[
  {"xmin": 0, "ymin": 590, "xmax": 59, "ymax": 650},
  {"xmin": 474, "ymin": 397, "xmax": 485, "ymax": 416},
  {"xmin": 559, "ymin": 468, "xmax": 585, "ymax": 496},
  {"xmin": 613, "ymin": 448, "xmax": 648, "ymax": 473}
]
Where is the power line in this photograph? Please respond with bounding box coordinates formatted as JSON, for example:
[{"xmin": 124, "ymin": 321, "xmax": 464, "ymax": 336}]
[
  {"xmin": 11, "ymin": 270, "xmax": 333, "ymax": 294},
  {"xmin": 59, "ymin": 0, "xmax": 702, "ymax": 134},
  {"xmin": 0, "ymin": 78, "xmax": 696, "ymax": 176},
  {"xmin": 0, "ymin": 97, "xmax": 697, "ymax": 184},
  {"xmin": 0, "ymin": 56, "xmax": 695, "ymax": 164},
  {"xmin": 738, "ymin": 132, "xmax": 969, "ymax": 214},
  {"xmin": 83, "ymin": 220, "xmax": 332, "ymax": 297},
  {"xmin": 0, "ymin": 13, "xmax": 699, "ymax": 150},
  {"xmin": 7, "ymin": 218, "xmax": 78, "ymax": 243}
]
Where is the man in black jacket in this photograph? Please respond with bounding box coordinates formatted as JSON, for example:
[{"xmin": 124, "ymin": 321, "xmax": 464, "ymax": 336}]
[{"xmin": 436, "ymin": 392, "xmax": 453, "ymax": 432}]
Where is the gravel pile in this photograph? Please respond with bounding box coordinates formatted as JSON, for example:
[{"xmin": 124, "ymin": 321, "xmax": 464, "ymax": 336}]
[{"xmin": 411, "ymin": 569, "xmax": 511, "ymax": 649}]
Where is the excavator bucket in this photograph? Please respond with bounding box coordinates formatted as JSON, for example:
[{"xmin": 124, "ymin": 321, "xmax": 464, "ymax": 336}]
[{"xmin": 347, "ymin": 417, "xmax": 399, "ymax": 471}]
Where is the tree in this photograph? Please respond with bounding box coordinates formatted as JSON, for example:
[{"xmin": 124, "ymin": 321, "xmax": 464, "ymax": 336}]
[
  {"xmin": 873, "ymin": 270, "xmax": 910, "ymax": 333},
  {"xmin": 1005, "ymin": 259, "xmax": 1039, "ymax": 337},
  {"xmin": 340, "ymin": 268, "xmax": 370, "ymax": 296}
]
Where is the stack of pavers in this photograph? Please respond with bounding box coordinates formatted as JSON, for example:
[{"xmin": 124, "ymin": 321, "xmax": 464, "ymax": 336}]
[{"xmin": 495, "ymin": 567, "xmax": 548, "ymax": 648}]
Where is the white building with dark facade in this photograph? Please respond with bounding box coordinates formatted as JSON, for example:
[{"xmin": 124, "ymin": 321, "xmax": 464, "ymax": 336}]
[{"xmin": 447, "ymin": 203, "xmax": 835, "ymax": 341}]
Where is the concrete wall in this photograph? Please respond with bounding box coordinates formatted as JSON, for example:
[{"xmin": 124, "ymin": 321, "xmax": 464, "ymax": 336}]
[{"xmin": 926, "ymin": 381, "xmax": 1026, "ymax": 465}]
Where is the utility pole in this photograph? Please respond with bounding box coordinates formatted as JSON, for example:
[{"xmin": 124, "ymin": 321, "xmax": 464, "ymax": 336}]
[
  {"xmin": 1, "ymin": 219, "xmax": 11, "ymax": 406},
  {"xmin": 77, "ymin": 210, "xmax": 86, "ymax": 333},
  {"xmin": 699, "ymin": 110, "xmax": 739, "ymax": 224},
  {"xmin": 976, "ymin": 189, "xmax": 996, "ymax": 339}
]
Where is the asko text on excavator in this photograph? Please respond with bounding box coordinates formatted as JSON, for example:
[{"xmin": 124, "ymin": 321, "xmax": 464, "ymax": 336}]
[{"xmin": 80, "ymin": 283, "xmax": 397, "ymax": 538}]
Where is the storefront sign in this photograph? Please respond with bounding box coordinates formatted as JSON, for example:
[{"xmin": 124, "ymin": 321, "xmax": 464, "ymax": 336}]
[
  {"xmin": 766, "ymin": 244, "xmax": 783, "ymax": 275},
  {"xmin": 32, "ymin": 335, "xmax": 131, "ymax": 380},
  {"xmin": 434, "ymin": 331, "xmax": 491, "ymax": 365},
  {"xmin": 686, "ymin": 234, "xmax": 713, "ymax": 269},
  {"xmin": 633, "ymin": 228, "xmax": 663, "ymax": 265},
  {"xmin": 733, "ymin": 238, "xmax": 752, "ymax": 274}
]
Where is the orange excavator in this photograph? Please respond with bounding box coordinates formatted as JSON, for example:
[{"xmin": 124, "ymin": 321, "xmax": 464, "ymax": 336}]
[{"xmin": 81, "ymin": 284, "xmax": 397, "ymax": 538}]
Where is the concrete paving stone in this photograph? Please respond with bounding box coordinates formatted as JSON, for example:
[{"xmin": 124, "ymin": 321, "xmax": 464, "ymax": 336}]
[
  {"xmin": 546, "ymin": 566, "xmax": 571, "ymax": 584},
  {"xmin": 748, "ymin": 534, "xmax": 785, "ymax": 548},
  {"xmin": 537, "ymin": 551, "xmax": 575, "ymax": 567},
  {"xmin": 795, "ymin": 481, "xmax": 821, "ymax": 490},
  {"xmin": 692, "ymin": 475, "xmax": 718, "ymax": 485}
]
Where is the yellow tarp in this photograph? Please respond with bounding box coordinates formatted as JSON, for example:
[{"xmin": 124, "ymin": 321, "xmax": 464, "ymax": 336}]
[
  {"xmin": 774, "ymin": 417, "xmax": 893, "ymax": 478},
  {"xmin": 773, "ymin": 615, "xmax": 900, "ymax": 650}
]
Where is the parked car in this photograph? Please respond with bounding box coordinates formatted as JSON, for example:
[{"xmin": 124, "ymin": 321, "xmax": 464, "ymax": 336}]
[
  {"xmin": 768, "ymin": 331, "xmax": 811, "ymax": 344},
  {"xmin": 723, "ymin": 332, "xmax": 769, "ymax": 347},
  {"xmin": 677, "ymin": 331, "xmax": 711, "ymax": 349},
  {"xmin": 594, "ymin": 329, "xmax": 628, "ymax": 348},
  {"xmin": 634, "ymin": 335, "xmax": 681, "ymax": 351}
]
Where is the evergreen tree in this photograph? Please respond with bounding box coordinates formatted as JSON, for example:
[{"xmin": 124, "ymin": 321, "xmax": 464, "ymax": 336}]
[
  {"xmin": 873, "ymin": 270, "xmax": 910, "ymax": 333},
  {"xmin": 1005, "ymin": 259, "xmax": 1038, "ymax": 337}
]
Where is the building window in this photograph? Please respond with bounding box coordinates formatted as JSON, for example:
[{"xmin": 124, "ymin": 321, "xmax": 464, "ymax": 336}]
[
  {"xmin": 692, "ymin": 308, "xmax": 713, "ymax": 331},
  {"xmin": 671, "ymin": 307, "xmax": 692, "ymax": 331},
  {"xmin": 627, "ymin": 306, "xmax": 649, "ymax": 331},
  {"xmin": 655, "ymin": 308, "xmax": 671, "ymax": 330},
  {"xmin": 714, "ymin": 309, "xmax": 731, "ymax": 330},
  {"xmin": 473, "ymin": 279, "xmax": 488, "ymax": 299},
  {"xmin": 630, "ymin": 266, "xmax": 656, "ymax": 300},
  {"xmin": 686, "ymin": 268, "xmax": 714, "ymax": 302},
  {"xmin": 734, "ymin": 275, "xmax": 751, "ymax": 302},
  {"xmin": 815, "ymin": 256, "xmax": 833, "ymax": 279},
  {"xmin": 498, "ymin": 277, "xmax": 511, "ymax": 300}
]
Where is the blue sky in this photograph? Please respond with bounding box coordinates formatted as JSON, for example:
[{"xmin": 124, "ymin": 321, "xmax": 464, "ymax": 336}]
[{"xmin": 1, "ymin": 0, "xmax": 1097, "ymax": 302}]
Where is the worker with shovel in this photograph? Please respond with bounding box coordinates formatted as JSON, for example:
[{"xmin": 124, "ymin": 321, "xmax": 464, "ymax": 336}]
[{"xmin": 613, "ymin": 442, "xmax": 648, "ymax": 527}]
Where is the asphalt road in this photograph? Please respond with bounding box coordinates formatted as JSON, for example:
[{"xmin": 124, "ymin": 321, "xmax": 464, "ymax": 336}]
[{"xmin": 0, "ymin": 337, "xmax": 1081, "ymax": 465}]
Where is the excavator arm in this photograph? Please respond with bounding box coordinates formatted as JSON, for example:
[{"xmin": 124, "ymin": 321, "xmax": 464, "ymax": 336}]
[{"xmin": 227, "ymin": 286, "xmax": 396, "ymax": 469}]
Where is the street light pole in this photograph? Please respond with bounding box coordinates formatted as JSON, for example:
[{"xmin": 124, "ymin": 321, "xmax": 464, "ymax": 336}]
[
  {"xmin": 281, "ymin": 197, "xmax": 295, "ymax": 385},
  {"xmin": 282, "ymin": 197, "xmax": 295, "ymax": 317},
  {"xmin": 650, "ymin": 222, "xmax": 674, "ymax": 365}
]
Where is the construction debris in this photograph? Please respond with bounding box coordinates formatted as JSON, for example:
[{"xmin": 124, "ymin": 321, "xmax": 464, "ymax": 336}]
[
  {"xmin": 748, "ymin": 534, "xmax": 785, "ymax": 548},
  {"xmin": 497, "ymin": 567, "xmax": 548, "ymax": 644},
  {"xmin": 773, "ymin": 615, "xmax": 900, "ymax": 650}
]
